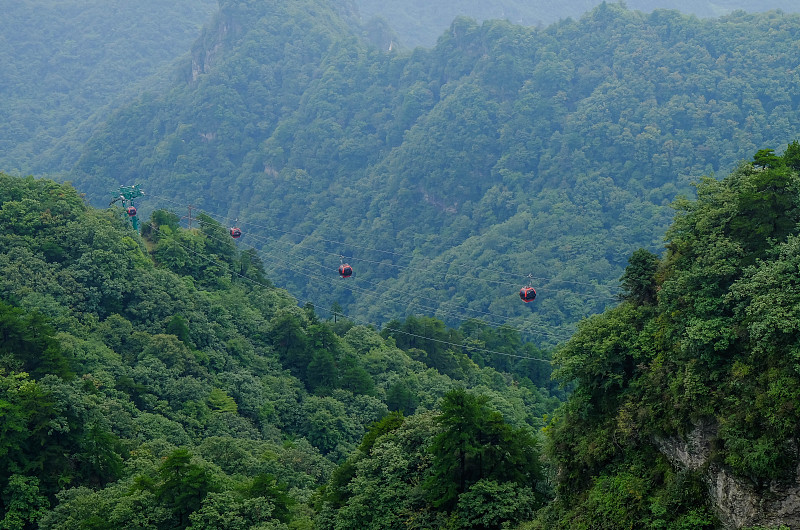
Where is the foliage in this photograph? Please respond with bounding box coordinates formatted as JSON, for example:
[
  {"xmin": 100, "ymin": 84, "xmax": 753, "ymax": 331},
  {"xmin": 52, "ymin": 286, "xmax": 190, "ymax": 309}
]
[
  {"xmin": 5, "ymin": 0, "xmax": 798, "ymax": 181},
  {"xmin": 424, "ymin": 388, "xmax": 545, "ymax": 511},
  {"xmin": 149, "ymin": 448, "xmax": 219, "ymax": 529},
  {"xmin": 10, "ymin": 0, "xmax": 800, "ymax": 524},
  {"xmin": 0, "ymin": 173, "xmax": 556, "ymax": 527},
  {"xmin": 619, "ymin": 248, "xmax": 660, "ymax": 306},
  {"xmin": 317, "ymin": 390, "xmax": 547, "ymax": 529},
  {"xmin": 0, "ymin": 0, "xmax": 217, "ymax": 175},
  {"xmin": 67, "ymin": 2, "xmax": 800, "ymax": 349},
  {"xmin": 0, "ymin": 300, "xmax": 73, "ymax": 379},
  {"xmin": 541, "ymin": 145, "xmax": 800, "ymax": 527},
  {"xmin": 0, "ymin": 474, "xmax": 49, "ymax": 530},
  {"xmin": 353, "ymin": 0, "xmax": 800, "ymax": 48}
]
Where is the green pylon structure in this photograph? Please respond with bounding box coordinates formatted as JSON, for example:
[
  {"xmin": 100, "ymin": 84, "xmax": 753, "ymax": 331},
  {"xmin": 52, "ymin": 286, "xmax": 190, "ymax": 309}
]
[{"xmin": 110, "ymin": 185, "xmax": 145, "ymax": 231}]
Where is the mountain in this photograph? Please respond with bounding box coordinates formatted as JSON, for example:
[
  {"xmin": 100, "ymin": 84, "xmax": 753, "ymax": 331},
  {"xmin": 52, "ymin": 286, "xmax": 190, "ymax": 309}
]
[
  {"xmin": 353, "ymin": 0, "xmax": 800, "ymax": 48},
  {"xmin": 4, "ymin": 165, "xmax": 797, "ymax": 526},
  {"xmin": 535, "ymin": 144, "xmax": 800, "ymax": 529},
  {"xmin": 0, "ymin": 172, "xmax": 557, "ymax": 527},
  {"xmin": 0, "ymin": 0, "xmax": 217, "ymax": 175},
  {"xmin": 5, "ymin": 0, "xmax": 800, "ymax": 175},
  {"xmin": 67, "ymin": 0, "xmax": 800, "ymax": 348},
  {"xmin": 5, "ymin": 0, "xmax": 800, "ymax": 525}
]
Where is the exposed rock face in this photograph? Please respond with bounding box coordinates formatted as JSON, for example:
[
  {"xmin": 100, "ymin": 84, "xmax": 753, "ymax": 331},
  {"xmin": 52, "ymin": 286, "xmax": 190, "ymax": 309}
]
[
  {"xmin": 654, "ymin": 419, "xmax": 800, "ymax": 529},
  {"xmin": 191, "ymin": 15, "xmax": 231, "ymax": 82}
]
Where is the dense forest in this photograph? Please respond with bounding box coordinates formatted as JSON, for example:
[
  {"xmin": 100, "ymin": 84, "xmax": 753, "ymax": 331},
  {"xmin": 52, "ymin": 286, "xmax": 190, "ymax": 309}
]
[
  {"xmin": 354, "ymin": 0, "xmax": 800, "ymax": 47},
  {"xmin": 7, "ymin": 0, "xmax": 799, "ymax": 180},
  {"xmin": 67, "ymin": 0, "xmax": 800, "ymax": 347},
  {"xmin": 0, "ymin": 173, "xmax": 556, "ymax": 528},
  {"xmin": 0, "ymin": 0, "xmax": 217, "ymax": 175},
  {"xmin": 4, "ymin": 0, "xmax": 800, "ymax": 527},
  {"xmin": 532, "ymin": 144, "xmax": 800, "ymax": 529},
  {"xmin": 4, "ymin": 148, "xmax": 799, "ymax": 527}
]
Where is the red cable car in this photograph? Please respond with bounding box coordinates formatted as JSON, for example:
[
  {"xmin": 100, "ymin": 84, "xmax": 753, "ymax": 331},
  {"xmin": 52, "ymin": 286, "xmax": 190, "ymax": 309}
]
[
  {"xmin": 230, "ymin": 227, "xmax": 242, "ymax": 239},
  {"xmin": 338, "ymin": 263, "xmax": 353, "ymax": 278},
  {"xmin": 126, "ymin": 206, "xmax": 137, "ymax": 217},
  {"xmin": 519, "ymin": 286, "xmax": 537, "ymax": 303}
]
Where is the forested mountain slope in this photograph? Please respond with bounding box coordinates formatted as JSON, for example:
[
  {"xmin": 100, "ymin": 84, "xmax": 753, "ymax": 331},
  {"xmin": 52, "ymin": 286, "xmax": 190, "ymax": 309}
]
[
  {"xmin": 534, "ymin": 145, "xmax": 800, "ymax": 529},
  {"xmin": 0, "ymin": 0, "xmax": 217, "ymax": 175},
  {"xmin": 6, "ymin": 160, "xmax": 798, "ymax": 527},
  {"xmin": 0, "ymin": 173, "xmax": 556, "ymax": 527},
  {"xmin": 68, "ymin": 0, "xmax": 800, "ymax": 347},
  {"xmin": 355, "ymin": 0, "xmax": 800, "ymax": 48}
]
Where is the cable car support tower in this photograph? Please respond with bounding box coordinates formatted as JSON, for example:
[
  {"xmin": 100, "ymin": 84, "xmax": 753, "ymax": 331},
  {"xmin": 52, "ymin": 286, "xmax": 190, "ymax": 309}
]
[{"xmin": 110, "ymin": 185, "xmax": 145, "ymax": 231}]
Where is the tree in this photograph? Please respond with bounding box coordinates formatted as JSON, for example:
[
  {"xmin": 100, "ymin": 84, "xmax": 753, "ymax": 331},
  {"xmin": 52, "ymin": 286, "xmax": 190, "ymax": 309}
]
[
  {"xmin": 385, "ymin": 380, "xmax": 418, "ymax": 413},
  {"xmin": 166, "ymin": 314, "xmax": 191, "ymax": 344},
  {"xmin": 247, "ymin": 474, "xmax": 294, "ymax": 523},
  {"xmin": 783, "ymin": 140, "xmax": 800, "ymax": 172},
  {"xmin": 187, "ymin": 492, "xmax": 284, "ymax": 529},
  {"xmin": 753, "ymin": 148, "xmax": 782, "ymax": 169},
  {"xmin": 724, "ymin": 163, "xmax": 800, "ymax": 263},
  {"xmin": 0, "ymin": 474, "xmax": 49, "ymax": 530},
  {"xmin": 0, "ymin": 301, "xmax": 73, "ymax": 380},
  {"xmin": 424, "ymin": 388, "xmax": 545, "ymax": 511},
  {"xmin": 359, "ymin": 411, "xmax": 405, "ymax": 455},
  {"xmin": 269, "ymin": 312, "xmax": 310, "ymax": 381},
  {"xmin": 142, "ymin": 209, "xmax": 181, "ymax": 242},
  {"xmin": 329, "ymin": 302, "xmax": 344, "ymax": 323},
  {"xmin": 307, "ymin": 349, "xmax": 337, "ymax": 394},
  {"xmin": 155, "ymin": 449, "xmax": 218, "ymax": 529},
  {"xmin": 619, "ymin": 248, "xmax": 660, "ymax": 306},
  {"xmin": 238, "ymin": 248, "xmax": 270, "ymax": 284},
  {"xmin": 207, "ymin": 388, "xmax": 238, "ymax": 414},
  {"xmin": 338, "ymin": 356, "xmax": 375, "ymax": 396},
  {"xmin": 453, "ymin": 479, "xmax": 538, "ymax": 530},
  {"xmin": 318, "ymin": 412, "xmax": 447, "ymax": 530},
  {"xmin": 383, "ymin": 316, "xmax": 465, "ymax": 379},
  {"xmin": 0, "ymin": 372, "xmax": 62, "ymax": 512}
]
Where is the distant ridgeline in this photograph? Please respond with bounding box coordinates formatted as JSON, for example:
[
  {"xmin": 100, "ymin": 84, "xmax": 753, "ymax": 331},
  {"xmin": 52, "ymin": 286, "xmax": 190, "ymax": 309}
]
[
  {"xmin": 353, "ymin": 0, "xmax": 800, "ymax": 48},
  {"xmin": 537, "ymin": 145, "xmax": 800, "ymax": 529},
  {"xmin": 0, "ymin": 173, "xmax": 558, "ymax": 528},
  {"xmin": 68, "ymin": 0, "xmax": 800, "ymax": 345}
]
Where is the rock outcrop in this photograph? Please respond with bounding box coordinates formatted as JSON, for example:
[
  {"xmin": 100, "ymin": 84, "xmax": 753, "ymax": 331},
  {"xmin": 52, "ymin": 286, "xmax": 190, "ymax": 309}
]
[
  {"xmin": 655, "ymin": 419, "xmax": 800, "ymax": 529},
  {"xmin": 190, "ymin": 14, "xmax": 233, "ymax": 82}
]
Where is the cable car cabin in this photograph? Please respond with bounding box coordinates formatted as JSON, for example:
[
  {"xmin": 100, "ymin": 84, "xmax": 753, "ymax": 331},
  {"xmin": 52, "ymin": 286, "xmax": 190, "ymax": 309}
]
[
  {"xmin": 338, "ymin": 263, "xmax": 353, "ymax": 278},
  {"xmin": 230, "ymin": 227, "xmax": 242, "ymax": 239},
  {"xmin": 126, "ymin": 206, "xmax": 137, "ymax": 217},
  {"xmin": 519, "ymin": 286, "xmax": 537, "ymax": 303}
]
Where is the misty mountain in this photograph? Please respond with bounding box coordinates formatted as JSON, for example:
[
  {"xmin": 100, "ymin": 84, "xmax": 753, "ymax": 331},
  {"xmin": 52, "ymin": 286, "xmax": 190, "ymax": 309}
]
[
  {"xmin": 67, "ymin": 0, "xmax": 800, "ymax": 347},
  {"xmin": 4, "ymin": 1, "xmax": 800, "ymax": 525},
  {"xmin": 354, "ymin": 0, "xmax": 800, "ymax": 47},
  {"xmin": 0, "ymin": 0, "xmax": 217, "ymax": 175},
  {"xmin": 5, "ymin": 0, "xmax": 796, "ymax": 176}
]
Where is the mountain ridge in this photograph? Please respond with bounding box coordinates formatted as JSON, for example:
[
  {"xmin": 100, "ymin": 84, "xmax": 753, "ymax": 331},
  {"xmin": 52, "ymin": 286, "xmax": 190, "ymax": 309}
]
[
  {"xmin": 0, "ymin": 0, "xmax": 218, "ymax": 175},
  {"xmin": 67, "ymin": 3, "xmax": 800, "ymax": 347}
]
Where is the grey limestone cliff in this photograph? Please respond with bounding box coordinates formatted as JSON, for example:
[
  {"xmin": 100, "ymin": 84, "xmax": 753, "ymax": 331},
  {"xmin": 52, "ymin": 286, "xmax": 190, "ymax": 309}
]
[{"xmin": 655, "ymin": 418, "xmax": 799, "ymax": 529}]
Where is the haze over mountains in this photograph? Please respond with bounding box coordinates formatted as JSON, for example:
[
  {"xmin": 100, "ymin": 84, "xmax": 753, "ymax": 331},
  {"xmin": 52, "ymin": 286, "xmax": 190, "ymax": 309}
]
[
  {"xmin": 3, "ymin": 1, "xmax": 800, "ymax": 527},
  {"xmin": 61, "ymin": 0, "xmax": 800, "ymax": 345},
  {"xmin": 4, "ymin": 0, "xmax": 800, "ymax": 344},
  {"xmin": 355, "ymin": 0, "xmax": 800, "ymax": 47},
  {"xmin": 5, "ymin": 0, "xmax": 799, "ymax": 176},
  {"xmin": 0, "ymin": 0, "xmax": 218, "ymax": 175}
]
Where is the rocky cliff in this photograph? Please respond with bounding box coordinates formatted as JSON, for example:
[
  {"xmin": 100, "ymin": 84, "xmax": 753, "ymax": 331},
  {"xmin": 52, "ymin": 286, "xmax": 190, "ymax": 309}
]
[{"xmin": 656, "ymin": 419, "xmax": 800, "ymax": 529}]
